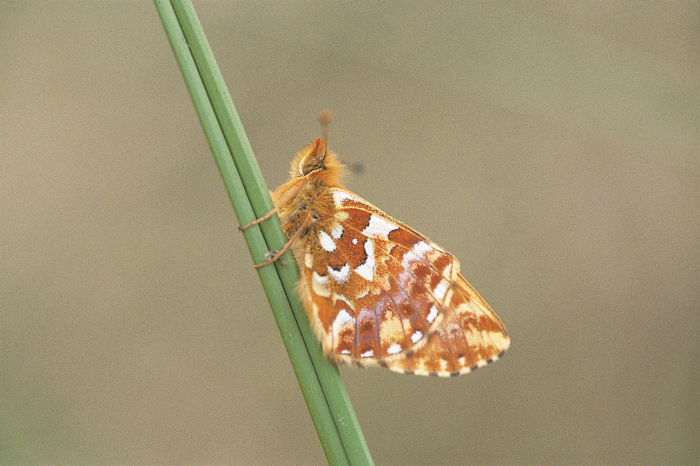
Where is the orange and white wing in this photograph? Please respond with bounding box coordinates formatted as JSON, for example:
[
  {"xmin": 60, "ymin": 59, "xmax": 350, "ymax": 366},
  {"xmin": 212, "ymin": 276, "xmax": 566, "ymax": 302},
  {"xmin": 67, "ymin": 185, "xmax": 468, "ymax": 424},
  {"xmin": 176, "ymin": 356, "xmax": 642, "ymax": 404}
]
[
  {"xmin": 298, "ymin": 187, "xmax": 509, "ymax": 376},
  {"xmin": 376, "ymin": 274, "xmax": 510, "ymax": 376}
]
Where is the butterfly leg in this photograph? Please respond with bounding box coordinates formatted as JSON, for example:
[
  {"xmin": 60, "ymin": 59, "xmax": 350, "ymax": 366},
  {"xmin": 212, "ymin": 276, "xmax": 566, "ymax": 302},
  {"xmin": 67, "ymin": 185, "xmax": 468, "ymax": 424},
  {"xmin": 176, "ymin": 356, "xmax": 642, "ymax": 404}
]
[
  {"xmin": 238, "ymin": 179, "xmax": 309, "ymax": 231},
  {"xmin": 253, "ymin": 211, "xmax": 312, "ymax": 269},
  {"xmin": 238, "ymin": 198, "xmax": 278, "ymax": 231}
]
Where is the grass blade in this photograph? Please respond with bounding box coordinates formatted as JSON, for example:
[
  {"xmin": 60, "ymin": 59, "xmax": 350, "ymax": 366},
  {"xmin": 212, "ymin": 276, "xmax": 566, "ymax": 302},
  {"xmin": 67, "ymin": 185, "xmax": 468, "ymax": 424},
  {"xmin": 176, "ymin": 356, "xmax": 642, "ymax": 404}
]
[{"xmin": 154, "ymin": 1, "xmax": 374, "ymax": 464}]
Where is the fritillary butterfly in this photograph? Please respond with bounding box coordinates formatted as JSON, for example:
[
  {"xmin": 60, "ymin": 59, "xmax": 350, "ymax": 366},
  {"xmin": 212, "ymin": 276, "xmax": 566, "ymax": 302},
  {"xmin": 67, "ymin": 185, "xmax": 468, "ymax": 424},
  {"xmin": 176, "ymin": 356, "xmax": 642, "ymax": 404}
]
[{"xmin": 247, "ymin": 133, "xmax": 510, "ymax": 376}]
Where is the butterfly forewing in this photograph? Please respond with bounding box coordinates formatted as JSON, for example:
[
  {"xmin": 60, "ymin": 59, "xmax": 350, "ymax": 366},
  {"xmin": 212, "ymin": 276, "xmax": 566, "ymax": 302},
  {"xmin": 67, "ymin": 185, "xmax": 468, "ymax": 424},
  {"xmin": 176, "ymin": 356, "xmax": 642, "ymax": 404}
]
[{"xmin": 270, "ymin": 138, "xmax": 509, "ymax": 376}]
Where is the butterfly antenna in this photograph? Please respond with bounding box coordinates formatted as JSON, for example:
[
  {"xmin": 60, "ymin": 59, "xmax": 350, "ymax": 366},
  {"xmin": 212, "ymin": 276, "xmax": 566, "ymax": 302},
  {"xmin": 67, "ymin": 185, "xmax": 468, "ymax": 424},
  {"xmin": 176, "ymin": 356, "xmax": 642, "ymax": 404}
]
[{"xmin": 319, "ymin": 109, "xmax": 332, "ymax": 146}]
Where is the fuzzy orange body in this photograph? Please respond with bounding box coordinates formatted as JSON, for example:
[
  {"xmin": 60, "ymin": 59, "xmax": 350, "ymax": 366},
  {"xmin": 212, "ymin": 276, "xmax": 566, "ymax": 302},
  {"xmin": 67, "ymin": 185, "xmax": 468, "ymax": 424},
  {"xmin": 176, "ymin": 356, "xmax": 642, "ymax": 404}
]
[{"xmin": 270, "ymin": 138, "xmax": 509, "ymax": 376}]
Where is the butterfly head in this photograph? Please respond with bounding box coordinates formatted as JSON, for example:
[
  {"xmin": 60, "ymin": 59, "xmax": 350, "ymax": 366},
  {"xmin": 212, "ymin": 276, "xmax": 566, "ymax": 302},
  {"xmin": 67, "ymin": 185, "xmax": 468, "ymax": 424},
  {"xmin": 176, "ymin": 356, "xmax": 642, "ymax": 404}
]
[{"xmin": 289, "ymin": 137, "xmax": 346, "ymax": 187}]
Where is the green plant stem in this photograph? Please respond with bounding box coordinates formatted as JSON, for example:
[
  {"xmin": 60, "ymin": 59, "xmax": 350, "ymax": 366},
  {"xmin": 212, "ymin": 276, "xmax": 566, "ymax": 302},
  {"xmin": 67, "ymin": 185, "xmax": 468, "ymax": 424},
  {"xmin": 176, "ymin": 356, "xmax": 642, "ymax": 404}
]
[{"xmin": 153, "ymin": 1, "xmax": 374, "ymax": 465}]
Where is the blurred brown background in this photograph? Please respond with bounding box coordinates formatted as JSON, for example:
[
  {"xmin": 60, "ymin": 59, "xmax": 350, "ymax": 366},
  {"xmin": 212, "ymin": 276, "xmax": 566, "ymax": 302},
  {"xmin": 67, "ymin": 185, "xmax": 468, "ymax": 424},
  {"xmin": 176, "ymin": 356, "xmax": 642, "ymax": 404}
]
[{"xmin": 1, "ymin": 2, "xmax": 697, "ymax": 465}]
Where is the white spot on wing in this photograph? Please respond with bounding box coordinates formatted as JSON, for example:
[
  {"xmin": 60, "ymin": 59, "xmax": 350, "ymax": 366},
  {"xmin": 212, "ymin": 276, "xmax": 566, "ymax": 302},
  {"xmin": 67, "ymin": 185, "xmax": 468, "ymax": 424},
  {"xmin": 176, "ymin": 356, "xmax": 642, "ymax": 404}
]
[
  {"xmin": 328, "ymin": 263, "xmax": 351, "ymax": 283},
  {"xmin": 433, "ymin": 280, "xmax": 448, "ymax": 301},
  {"xmin": 332, "ymin": 190, "xmax": 360, "ymax": 208},
  {"xmin": 361, "ymin": 349, "xmax": 375, "ymax": 358},
  {"xmin": 352, "ymin": 238, "xmax": 358, "ymax": 245},
  {"xmin": 426, "ymin": 305, "xmax": 439, "ymax": 324},
  {"xmin": 319, "ymin": 230, "xmax": 336, "ymax": 252},
  {"xmin": 411, "ymin": 331, "xmax": 424, "ymax": 343},
  {"xmin": 333, "ymin": 308, "xmax": 354, "ymax": 329},
  {"xmin": 399, "ymin": 241, "xmax": 434, "ymax": 277},
  {"xmin": 304, "ymin": 253, "xmax": 313, "ymax": 269},
  {"xmin": 332, "ymin": 309, "xmax": 355, "ymax": 355},
  {"xmin": 386, "ymin": 343, "xmax": 403, "ymax": 355},
  {"xmin": 443, "ymin": 262, "xmax": 453, "ymax": 279},
  {"xmin": 411, "ymin": 241, "xmax": 433, "ymax": 258},
  {"xmin": 362, "ymin": 214, "xmax": 399, "ymax": 240},
  {"xmin": 330, "ymin": 223, "xmax": 343, "ymax": 239},
  {"xmin": 354, "ymin": 240, "xmax": 375, "ymax": 281}
]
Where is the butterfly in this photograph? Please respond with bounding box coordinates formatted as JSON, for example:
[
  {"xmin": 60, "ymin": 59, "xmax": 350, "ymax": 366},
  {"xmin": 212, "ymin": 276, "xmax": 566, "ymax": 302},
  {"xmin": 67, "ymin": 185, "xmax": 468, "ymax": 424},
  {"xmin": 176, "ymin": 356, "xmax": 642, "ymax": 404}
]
[{"xmin": 245, "ymin": 135, "xmax": 510, "ymax": 377}]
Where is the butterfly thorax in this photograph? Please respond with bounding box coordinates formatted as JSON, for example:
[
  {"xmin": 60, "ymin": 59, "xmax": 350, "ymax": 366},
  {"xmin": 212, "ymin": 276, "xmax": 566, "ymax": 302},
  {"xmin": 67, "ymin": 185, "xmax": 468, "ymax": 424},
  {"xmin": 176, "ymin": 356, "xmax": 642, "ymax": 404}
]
[
  {"xmin": 275, "ymin": 184, "xmax": 335, "ymax": 238},
  {"xmin": 271, "ymin": 138, "xmax": 348, "ymax": 262}
]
